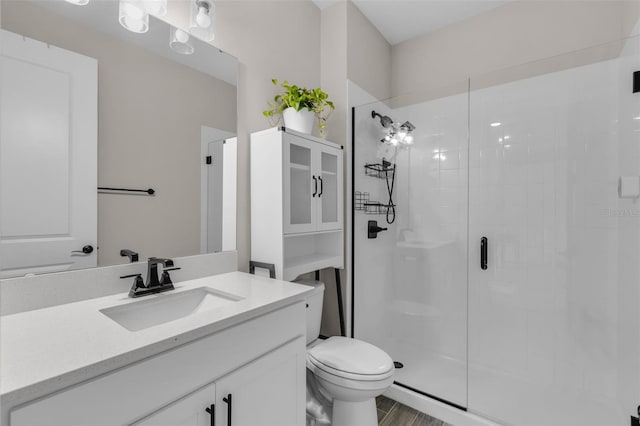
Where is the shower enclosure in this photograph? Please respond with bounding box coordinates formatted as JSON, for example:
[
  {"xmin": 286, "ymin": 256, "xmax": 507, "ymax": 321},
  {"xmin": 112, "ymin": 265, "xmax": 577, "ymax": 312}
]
[{"xmin": 352, "ymin": 35, "xmax": 640, "ymax": 426}]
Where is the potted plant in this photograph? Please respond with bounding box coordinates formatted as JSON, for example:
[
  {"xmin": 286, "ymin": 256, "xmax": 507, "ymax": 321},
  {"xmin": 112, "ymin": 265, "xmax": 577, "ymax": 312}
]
[{"xmin": 263, "ymin": 79, "xmax": 335, "ymax": 137}]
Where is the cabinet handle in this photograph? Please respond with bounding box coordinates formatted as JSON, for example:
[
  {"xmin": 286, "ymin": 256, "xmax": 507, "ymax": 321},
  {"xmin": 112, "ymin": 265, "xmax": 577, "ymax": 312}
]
[
  {"xmin": 481, "ymin": 237, "xmax": 488, "ymax": 270},
  {"xmin": 318, "ymin": 176, "xmax": 323, "ymax": 197},
  {"xmin": 205, "ymin": 404, "xmax": 215, "ymax": 426},
  {"xmin": 312, "ymin": 176, "xmax": 317, "ymax": 197},
  {"xmin": 223, "ymin": 393, "xmax": 232, "ymax": 426}
]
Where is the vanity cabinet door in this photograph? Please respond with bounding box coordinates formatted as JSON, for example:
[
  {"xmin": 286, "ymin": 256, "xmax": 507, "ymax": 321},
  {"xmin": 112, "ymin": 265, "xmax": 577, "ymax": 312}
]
[
  {"xmin": 131, "ymin": 382, "xmax": 216, "ymax": 426},
  {"xmin": 215, "ymin": 338, "xmax": 305, "ymax": 426}
]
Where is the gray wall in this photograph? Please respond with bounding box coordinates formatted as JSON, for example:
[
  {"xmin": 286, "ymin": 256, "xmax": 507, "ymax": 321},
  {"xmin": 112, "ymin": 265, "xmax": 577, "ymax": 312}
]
[
  {"xmin": 347, "ymin": 1, "xmax": 391, "ymax": 103},
  {"xmin": 165, "ymin": 1, "xmax": 322, "ymax": 274},
  {"xmin": 392, "ymin": 0, "xmax": 640, "ymax": 98}
]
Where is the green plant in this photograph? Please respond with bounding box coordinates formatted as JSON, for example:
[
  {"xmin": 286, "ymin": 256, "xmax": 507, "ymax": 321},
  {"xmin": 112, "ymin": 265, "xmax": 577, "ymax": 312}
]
[{"xmin": 263, "ymin": 79, "xmax": 335, "ymax": 136}]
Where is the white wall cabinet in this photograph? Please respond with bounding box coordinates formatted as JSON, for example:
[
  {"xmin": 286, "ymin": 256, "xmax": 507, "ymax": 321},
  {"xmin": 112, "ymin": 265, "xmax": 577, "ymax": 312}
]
[
  {"xmin": 9, "ymin": 304, "xmax": 306, "ymax": 426},
  {"xmin": 283, "ymin": 134, "xmax": 342, "ymax": 234},
  {"xmin": 251, "ymin": 127, "xmax": 344, "ymax": 281}
]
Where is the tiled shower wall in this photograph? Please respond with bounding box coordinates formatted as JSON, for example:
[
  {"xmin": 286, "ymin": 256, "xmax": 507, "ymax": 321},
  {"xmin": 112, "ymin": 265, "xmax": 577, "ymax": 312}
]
[{"xmin": 353, "ymin": 34, "xmax": 640, "ymax": 426}]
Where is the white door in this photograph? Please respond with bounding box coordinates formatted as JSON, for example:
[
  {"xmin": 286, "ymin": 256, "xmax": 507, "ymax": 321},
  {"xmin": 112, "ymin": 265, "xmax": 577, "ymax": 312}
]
[
  {"xmin": 206, "ymin": 139, "xmax": 224, "ymax": 253},
  {"xmin": 0, "ymin": 30, "xmax": 97, "ymax": 278},
  {"xmin": 221, "ymin": 137, "xmax": 237, "ymax": 252},
  {"xmin": 132, "ymin": 382, "xmax": 216, "ymax": 426}
]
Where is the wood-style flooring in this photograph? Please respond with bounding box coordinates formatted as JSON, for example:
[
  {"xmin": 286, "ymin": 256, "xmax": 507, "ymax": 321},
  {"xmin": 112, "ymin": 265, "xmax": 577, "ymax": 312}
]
[{"xmin": 376, "ymin": 396, "xmax": 453, "ymax": 426}]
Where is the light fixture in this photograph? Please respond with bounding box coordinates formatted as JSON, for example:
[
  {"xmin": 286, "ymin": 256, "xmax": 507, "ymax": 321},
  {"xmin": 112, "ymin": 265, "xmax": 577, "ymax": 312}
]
[
  {"xmin": 189, "ymin": 0, "xmax": 215, "ymax": 41},
  {"xmin": 371, "ymin": 110, "xmax": 416, "ymax": 147},
  {"xmin": 490, "ymin": 122, "xmax": 502, "ymax": 127},
  {"xmin": 65, "ymin": 0, "xmax": 90, "ymax": 5},
  {"xmin": 143, "ymin": 0, "xmax": 167, "ymax": 17},
  {"xmin": 119, "ymin": 0, "xmax": 149, "ymax": 33},
  {"xmin": 170, "ymin": 27, "xmax": 194, "ymax": 55}
]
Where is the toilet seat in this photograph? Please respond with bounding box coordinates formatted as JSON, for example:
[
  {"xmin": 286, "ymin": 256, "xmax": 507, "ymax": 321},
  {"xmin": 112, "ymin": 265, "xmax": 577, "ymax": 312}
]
[{"xmin": 307, "ymin": 337, "xmax": 394, "ymax": 382}]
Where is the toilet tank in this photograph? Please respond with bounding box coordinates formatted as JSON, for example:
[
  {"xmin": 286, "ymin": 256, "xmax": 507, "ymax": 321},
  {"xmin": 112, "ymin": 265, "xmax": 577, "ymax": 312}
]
[{"xmin": 294, "ymin": 280, "xmax": 325, "ymax": 345}]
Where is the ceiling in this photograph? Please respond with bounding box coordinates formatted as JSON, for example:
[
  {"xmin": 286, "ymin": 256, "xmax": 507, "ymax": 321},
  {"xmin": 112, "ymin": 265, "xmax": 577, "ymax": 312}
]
[{"xmin": 314, "ymin": 0, "xmax": 510, "ymax": 45}]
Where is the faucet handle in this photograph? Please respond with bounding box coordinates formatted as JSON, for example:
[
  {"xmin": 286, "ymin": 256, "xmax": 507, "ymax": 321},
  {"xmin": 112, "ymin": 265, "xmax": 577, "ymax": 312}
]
[
  {"xmin": 160, "ymin": 267, "xmax": 181, "ymax": 286},
  {"xmin": 121, "ymin": 273, "xmax": 146, "ymax": 297},
  {"xmin": 120, "ymin": 273, "xmax": 142, "ymax": 279}
]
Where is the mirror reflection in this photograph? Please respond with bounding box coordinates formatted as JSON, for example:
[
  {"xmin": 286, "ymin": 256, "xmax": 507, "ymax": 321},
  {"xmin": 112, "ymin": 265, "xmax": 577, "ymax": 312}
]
[{"xmin": 0, "ymin": 0, "xmax": 238, "ymax": 278}]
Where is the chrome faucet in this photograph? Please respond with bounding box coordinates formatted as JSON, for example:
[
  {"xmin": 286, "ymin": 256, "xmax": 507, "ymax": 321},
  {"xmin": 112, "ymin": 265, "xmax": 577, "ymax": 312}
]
[{"xmin": 120, "ymin": 257, "xmax": 181, "ymax": 298}]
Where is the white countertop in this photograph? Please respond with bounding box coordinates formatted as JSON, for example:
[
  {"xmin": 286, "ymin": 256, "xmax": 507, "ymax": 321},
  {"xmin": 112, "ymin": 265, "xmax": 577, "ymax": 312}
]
[{"xmin": 0, "ymin": 271, "xmax": 313, "ymax": 407}]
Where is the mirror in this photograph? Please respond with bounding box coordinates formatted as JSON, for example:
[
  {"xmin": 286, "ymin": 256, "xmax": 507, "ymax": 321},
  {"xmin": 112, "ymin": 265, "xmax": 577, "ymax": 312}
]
[{"xmin": 0, "ymin": 0, "xmax": 237, "ymax": 278}]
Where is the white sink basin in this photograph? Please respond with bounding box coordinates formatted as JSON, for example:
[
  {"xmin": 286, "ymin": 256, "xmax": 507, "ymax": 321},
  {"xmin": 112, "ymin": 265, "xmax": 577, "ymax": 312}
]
[{"xmin": 100, "ymin": 287, "xmax": 244, "ymax": 331}]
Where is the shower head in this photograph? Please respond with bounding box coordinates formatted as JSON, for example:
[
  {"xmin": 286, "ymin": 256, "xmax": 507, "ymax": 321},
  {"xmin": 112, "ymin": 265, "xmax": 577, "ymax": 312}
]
[
  {"xmin": 371, "ymin": 110, "xmax": 393, "ymax": 128},
  {"xmin": 371, "ymin": 110, "xmax": 416, "ymax": 146},
  {"xmin": 400, "ymin": 121, "xmax": 415, "ymax": 132}
]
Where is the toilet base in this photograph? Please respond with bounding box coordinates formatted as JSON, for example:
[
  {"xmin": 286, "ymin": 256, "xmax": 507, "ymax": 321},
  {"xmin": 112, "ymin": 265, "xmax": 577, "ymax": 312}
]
[{"xmin": 332, "ymin": 398, "xmax": 377, "ymax": 426}]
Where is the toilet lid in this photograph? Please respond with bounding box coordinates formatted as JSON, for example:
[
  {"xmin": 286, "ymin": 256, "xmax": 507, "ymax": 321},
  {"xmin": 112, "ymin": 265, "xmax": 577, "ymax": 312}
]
[{"xmin": 308, "ymin": 337, "xmax": 394, "ymax": 376}]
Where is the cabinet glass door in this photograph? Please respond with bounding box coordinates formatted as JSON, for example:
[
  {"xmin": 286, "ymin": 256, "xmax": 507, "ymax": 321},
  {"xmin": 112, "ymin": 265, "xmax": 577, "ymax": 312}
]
[
  {"xmin": 283, "ymin": 135, "xmax": 316, "ymax": 234},
  {"xmin": 317, "ymin": 146, "xmax": 342, "ymax": 231}
]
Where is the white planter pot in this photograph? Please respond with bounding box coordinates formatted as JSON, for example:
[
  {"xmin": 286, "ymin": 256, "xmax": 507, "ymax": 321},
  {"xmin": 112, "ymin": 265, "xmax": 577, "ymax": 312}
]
[{"xmin": 282, "ymin": 107, "xmax": 314, "ymax": 134}]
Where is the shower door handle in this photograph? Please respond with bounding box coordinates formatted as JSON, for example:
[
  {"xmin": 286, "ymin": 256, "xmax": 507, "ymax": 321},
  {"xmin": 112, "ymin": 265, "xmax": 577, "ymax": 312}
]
[{"xmin": 480, "ymin": 237, "xmax": 488, "ymax": 270}]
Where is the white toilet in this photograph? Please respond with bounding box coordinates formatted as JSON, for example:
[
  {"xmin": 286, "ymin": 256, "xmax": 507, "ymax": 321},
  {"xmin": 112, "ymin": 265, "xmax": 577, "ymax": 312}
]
[{"xmin": 302, "ymin": 280, "xmax": 395, "ymax": 426}]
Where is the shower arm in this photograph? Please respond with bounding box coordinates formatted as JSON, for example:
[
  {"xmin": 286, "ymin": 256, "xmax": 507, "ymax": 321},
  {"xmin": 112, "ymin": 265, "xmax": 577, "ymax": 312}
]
[{"xmin": 371, "ymin": 110, "xmax": 393, "ymax": 128}]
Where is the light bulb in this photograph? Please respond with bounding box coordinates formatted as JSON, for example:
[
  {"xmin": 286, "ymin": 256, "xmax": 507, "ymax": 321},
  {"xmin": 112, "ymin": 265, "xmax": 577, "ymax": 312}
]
[
  {"xmin": 405, "ymin": 134, "xmax": 413, "ymax": 144},
  {"xmin": 390, "ymin": 138, "xmax": 398, "ymax": 146},
  {"xmin": 170, "ymin": 27, "xmax": 195, "ymax": 55},
  {"xmin": 398, "ymin": 129, "xmax": 407, "ymax": 140},
  {"xmin": 196, "ymin": 6, "xmax": 211, "ymax": 28},
  {"xmin": 125, "ymin": 17, "xmax": 145, "ymax": 32},
  {"xmin": 119, "ymin": 0, "xmax": 149, "ymax": 33},
  {"xmin": 175, "ymin": 29, "xmax": 189, "ymax": 43}
]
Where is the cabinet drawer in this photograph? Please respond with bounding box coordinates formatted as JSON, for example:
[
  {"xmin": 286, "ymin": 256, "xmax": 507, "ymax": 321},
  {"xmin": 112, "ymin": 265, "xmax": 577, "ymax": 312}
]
[{"xmin": 10, "ymin": 302, "xmax": 305, "ymax": 426}]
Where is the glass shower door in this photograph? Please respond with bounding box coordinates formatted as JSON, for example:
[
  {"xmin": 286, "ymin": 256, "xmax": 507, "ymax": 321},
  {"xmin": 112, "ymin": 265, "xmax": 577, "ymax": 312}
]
[
  {"xmin": 353, "ymin": 86, "xmax": 470, "ymax": 407},
  {"xmin": 467, "ymin": 36, "xmax": 640, "ymax": 426}
]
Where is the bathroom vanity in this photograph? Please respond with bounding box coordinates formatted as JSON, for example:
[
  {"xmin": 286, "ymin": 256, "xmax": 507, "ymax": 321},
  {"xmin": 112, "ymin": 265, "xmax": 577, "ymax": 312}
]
[{"xmin": 0, "ymin": 271, "xmax": 312, "ymax": 426}]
